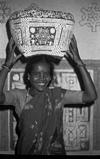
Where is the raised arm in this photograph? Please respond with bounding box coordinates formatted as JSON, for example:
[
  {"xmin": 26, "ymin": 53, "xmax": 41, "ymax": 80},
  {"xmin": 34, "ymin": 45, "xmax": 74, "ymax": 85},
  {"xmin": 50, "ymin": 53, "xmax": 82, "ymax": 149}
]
[
  {"xmin": 0, "ymin": 37, "xmax": 22, "ymax": 104},
  {"xmin": 63, "ymin": 35, "xmax": 97, "ymax": 104}
]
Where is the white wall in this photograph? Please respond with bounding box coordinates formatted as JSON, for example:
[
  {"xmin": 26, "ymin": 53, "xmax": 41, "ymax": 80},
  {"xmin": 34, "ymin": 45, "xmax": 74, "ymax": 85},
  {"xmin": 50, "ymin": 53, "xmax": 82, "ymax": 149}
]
[{"xmin": 0, "ymin": 0, "xmax": 100, "ymax": 59}]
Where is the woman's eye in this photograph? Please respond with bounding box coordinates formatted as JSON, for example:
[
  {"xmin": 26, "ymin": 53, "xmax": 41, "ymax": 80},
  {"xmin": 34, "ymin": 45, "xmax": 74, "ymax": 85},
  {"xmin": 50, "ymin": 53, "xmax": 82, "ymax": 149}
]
[
  {"xmin": 33, "ymin": 73, "xmax": 39, "ymax": 77},
  {"xmin": 34, "ymin": 73, "xmax": 38, "ymax": 76},
  {"xmin": 32, "ymin": 72, "xmax": 50, "ymax": 79},
  {"xmin": 44, "ymin": 73, "xmax": 50, "ymax": 78},
  {"xmin": 44, "ymin": 73, "xmax": 48, "ymax": 76}
]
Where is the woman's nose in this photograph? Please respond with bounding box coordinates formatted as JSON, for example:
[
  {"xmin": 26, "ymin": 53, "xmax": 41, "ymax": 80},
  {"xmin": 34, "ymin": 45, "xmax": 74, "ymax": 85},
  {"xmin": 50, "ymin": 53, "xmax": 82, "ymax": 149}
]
[{"xmin": 40, "ymin": 72, "xmax": 45, "ymax": 80}]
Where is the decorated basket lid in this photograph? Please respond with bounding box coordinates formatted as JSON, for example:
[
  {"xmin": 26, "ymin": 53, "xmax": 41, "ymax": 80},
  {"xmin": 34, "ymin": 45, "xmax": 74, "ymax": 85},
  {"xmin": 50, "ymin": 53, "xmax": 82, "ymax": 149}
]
[{"xmin": 8, "ymin": 4, "xmax": 75, "ymax": 58}]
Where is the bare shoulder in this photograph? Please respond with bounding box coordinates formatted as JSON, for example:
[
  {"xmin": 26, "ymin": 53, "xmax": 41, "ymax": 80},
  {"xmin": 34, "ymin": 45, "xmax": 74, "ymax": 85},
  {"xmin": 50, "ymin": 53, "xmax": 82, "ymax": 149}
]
[{"xmin": 7, "ymin": 88, "xmax": 27, "ymax": 99}]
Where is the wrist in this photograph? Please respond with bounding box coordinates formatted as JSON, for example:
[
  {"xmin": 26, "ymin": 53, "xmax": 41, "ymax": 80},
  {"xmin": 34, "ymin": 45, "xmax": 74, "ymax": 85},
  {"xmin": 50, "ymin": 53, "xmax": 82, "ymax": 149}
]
[
  {"xmin": 76, "ymin": 60, "xmax": 86, "ymax": 67},
  {"xmin": 77, "ymin": 62, "xmax": 86, "ymax": 66},
  {"xmin": 2, "ymin": 63, "xmax": 13, "ymax": 71},
  {"xmin": 5, "ymin": 61, "xmax": 13, "ymax": 67}
]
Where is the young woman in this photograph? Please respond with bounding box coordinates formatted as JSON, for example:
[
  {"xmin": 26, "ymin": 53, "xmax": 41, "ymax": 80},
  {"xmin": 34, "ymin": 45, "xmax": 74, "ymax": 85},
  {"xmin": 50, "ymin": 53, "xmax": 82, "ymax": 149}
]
[{"xmin": 0, "ymin": 35, "xmax": 97, "ymax": 155}]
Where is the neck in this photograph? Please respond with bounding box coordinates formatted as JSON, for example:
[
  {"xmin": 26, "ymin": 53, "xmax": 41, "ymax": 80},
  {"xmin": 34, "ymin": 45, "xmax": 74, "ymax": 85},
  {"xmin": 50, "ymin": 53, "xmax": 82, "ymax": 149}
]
[{"xmin": 29, "ymin": 87, "xmax": 44, "ymax": 97}]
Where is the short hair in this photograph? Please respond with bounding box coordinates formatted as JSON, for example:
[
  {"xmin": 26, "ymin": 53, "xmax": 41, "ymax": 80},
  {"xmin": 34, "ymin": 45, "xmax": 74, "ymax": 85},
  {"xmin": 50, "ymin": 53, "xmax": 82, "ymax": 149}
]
[{"xmin": 23, "ymin": 55, "xmax": 60, "ymax": 89}]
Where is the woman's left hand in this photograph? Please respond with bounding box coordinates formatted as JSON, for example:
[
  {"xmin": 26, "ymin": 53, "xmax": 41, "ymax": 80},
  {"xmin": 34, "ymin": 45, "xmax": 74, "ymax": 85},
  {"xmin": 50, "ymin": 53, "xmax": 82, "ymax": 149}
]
[{"xmin": 64, "ymin": 34, "xmax": 83, "ymax": 65}]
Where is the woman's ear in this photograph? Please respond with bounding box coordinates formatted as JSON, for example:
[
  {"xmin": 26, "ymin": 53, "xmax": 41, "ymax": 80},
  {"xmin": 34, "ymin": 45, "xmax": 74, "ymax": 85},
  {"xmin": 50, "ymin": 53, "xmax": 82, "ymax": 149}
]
[{"xmin": 28, "ymin": 74, "xmax": 30, "ymax": 80}]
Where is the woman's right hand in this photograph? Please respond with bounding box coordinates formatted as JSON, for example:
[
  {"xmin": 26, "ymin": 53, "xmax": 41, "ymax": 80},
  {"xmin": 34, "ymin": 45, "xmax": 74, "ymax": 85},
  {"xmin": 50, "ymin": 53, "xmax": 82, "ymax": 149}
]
[{"xmin": 5, "ymin": 37, "xmax": 22, "ymax": 67}]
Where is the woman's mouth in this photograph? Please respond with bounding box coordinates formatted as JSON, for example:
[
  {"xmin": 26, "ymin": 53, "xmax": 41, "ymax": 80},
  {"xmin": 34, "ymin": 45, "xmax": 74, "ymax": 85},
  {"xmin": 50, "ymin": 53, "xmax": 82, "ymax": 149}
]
[{"xmin": 38, "ymin": 83, "xmax": 45, "ymax": 86}]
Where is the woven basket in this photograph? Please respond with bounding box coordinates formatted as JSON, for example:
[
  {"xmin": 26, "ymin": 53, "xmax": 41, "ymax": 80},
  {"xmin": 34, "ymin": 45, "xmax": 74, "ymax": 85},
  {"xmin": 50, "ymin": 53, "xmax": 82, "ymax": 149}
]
[{"xmin": 8, "ymin": 4, "xmax": 75, "ymax": 58}]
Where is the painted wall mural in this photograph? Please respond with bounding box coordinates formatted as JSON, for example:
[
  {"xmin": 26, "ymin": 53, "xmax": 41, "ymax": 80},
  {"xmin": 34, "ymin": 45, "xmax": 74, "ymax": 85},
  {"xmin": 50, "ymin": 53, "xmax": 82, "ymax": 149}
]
[{"xmin": 79, "ymin": 2, "xmax": 100, "ymax": 32}]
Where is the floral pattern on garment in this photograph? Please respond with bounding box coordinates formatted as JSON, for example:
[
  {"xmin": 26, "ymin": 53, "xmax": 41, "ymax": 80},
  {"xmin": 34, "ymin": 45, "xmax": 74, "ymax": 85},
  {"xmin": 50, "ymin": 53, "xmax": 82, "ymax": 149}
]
[{"xmin": 16, "ymin": 87, "xmax": 66, "ymax": 155}]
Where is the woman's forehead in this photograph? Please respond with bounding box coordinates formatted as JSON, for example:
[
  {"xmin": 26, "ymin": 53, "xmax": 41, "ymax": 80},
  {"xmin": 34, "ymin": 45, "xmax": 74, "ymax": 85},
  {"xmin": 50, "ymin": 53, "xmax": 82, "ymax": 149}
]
[{"xmin": 32, "ymin": 61, "xmax": 50, "ymax": 71}]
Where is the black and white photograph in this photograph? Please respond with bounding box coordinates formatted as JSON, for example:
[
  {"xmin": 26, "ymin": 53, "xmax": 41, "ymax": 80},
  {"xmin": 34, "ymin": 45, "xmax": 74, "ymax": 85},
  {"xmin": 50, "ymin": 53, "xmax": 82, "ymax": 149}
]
[{"xmin": 0, "ymin": 0, "xmax": 99, "ymax": 156}]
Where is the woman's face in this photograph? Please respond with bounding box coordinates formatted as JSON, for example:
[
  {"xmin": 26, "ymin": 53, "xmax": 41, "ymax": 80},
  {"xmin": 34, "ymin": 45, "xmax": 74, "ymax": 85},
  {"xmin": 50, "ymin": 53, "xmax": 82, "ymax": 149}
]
[{"xmin": 29, "ymin": 61, "xmax": 51, "ymax": 92}]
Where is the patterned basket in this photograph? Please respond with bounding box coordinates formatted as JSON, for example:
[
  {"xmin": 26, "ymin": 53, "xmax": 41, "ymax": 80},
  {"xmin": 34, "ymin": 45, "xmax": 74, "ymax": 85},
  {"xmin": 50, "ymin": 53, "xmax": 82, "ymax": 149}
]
[{"xmin": 8, "ymin": 4, "xmax": 75, "ymax": 58}]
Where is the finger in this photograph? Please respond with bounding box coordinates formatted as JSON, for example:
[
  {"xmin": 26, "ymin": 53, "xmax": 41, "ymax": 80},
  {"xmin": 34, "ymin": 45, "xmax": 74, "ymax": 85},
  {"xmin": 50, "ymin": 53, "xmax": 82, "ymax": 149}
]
[
  {"xmin": 9, "ymin": 37, "xmax": 13, "ymax": 47},
  {"xmin": 67, "ymin": 50, "xmax": 73, "ymax": 59},
  {"xmin": 13, "ymin": 54, "xmax": 22, "ymax": 64},
  {"xmin": 69, "ymin": 42, "xmax": 75, "ymax": 53},
  {"xmin": 72, "ymin": 35, "xmax": 78, "ymax": 48},
  {"xmin": 9, "ymin": 37, "xmax": 15, "ymax": 51},
  {"xmin": 64, "ymin": 53, "xmax": 69, "ymax": 59},
  {"xmin": 62, "ymin": 51, "xmax": 70, "ymax": 58},
  {"xmin": 64, "ymin": 51, "xmax": 73, "ymax": 59},
  {"xmin": 12, "ymin": 43, "xmax": 16, "ymax": 53},
  {"xmin": 72, "ymin": 34, "xmax": 76, "ymax": 40}
]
